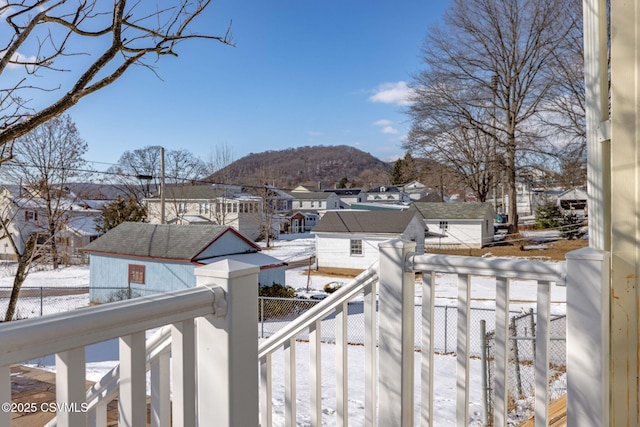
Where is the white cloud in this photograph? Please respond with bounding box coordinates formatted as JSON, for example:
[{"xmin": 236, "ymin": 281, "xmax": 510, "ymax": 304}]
[
  {"xmin": 373, "ymin": 119, "xmax": 392, "ymax": 126},
  {"xmin": 368, "ymin": 81, "xmax": 413, "ymax": 106},
  {"xmin": 381, "ymin": 126, "xmax": 398, "ymax": 135}
]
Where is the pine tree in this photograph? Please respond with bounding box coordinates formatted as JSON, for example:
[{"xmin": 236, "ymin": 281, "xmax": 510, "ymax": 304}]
[{"xmin": 96, "ymin": 197, "xmax": 147, "ymax": 234}]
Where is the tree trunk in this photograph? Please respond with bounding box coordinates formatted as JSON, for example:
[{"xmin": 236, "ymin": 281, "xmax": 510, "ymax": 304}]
[{"xmin": 4, "ymin": 236, "xmax": 37, "ymax": 321}]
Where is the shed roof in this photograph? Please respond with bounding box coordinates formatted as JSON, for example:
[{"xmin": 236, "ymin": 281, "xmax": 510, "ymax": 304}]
[
  {"xmin": 312, "ymin": 210, "xmax": 421, "ymax": 234},
  {"xmin": 84, "ymin": 222, "xmax": 258, "ymax": 261},
  {"xmin": 410, "ymin": 202, "xmax": 493, "ymax": 220}
]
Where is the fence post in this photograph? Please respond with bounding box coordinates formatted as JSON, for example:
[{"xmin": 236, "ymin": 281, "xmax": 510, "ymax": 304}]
[
  {"xmin": 378, "ymin": 239, "xmax": 416, "ymax": 426},
  {"xmin": 194, "ymin": 259, "xmax": 259, "ymax": 427},
  {"xmin": 565, "ymin": 247, "xmax": 609, "ymax": 427},
  {"xmin": 480, "ymin": 320, "xmax": 489, "ymax": 427}
]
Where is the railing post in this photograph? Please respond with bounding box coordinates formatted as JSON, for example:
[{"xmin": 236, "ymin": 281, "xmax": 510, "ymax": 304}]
[
  {"xmin": 565, "ymin": 247, "xmax": 610, "ymax": 427},
  {"xmin": 378, "ymin": 239, "xmax": 416, "ymax": 427},
  {"xmin": 194, "ymin": 259, "xmax": 259, "ymax": 427}
]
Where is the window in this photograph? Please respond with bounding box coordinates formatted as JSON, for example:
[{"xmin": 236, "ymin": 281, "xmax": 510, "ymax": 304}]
[
  {"xmin": 128, "ymin": 264, "xmax": 145, "ymax": 284},
  {"xmin": 178, "ymin": 202, "xmax": 187, "ymax": 214},
  {"xmin": 350, "ymin": 239, "xmax": 363, "ymax": 256},
  {"xmin": 24, "ymin": 211, "xmax": 38, "ymax": 221}
]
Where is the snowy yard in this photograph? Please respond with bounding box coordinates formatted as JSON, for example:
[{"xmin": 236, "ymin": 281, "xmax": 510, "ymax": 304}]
[{"xmin": 7, "ymin": 232, "xmax": 567, "ymax": 426}]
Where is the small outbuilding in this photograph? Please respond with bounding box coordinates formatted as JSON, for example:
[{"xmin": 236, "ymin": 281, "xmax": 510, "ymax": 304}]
[
  {"xmin": 410, "ymin": 202, "xmax": 495, "ymax": 249},
  {"xmin": 84, "ymin": 222, "xmax": 286, "ymax": 303},
  {"xmin": 312, "ymin": 210, "xmax": 426, "ymax": 274}
]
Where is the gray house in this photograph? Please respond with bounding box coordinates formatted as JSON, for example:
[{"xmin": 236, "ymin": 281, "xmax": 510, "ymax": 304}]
[{"xmin": 84, "ymin": 222, "xmax": 286, "ymax": 303}]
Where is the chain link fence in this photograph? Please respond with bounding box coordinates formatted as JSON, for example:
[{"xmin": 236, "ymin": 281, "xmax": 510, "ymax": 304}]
[
  {"xmin": 482, "ymin": 310, "xmax": 566, "ymax": 425},
  {"xmin": 0, "ymin": 286, "xmax": 90, "ymax": 319}
]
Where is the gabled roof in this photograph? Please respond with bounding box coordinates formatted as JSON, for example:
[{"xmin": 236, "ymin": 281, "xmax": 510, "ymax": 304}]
[
  {"xmin": 323, "ymin": 188, "xmax": 363, "ymax": 196},
  {"xmin": 152, "ymin": 185, "xmax": 230, "ymax": 200},
  {"xmin": 290, "ymin": 191, "xmax": 334, "ymax": 200},
  {"xmin": 313, "ymin": 210, "xmax": 422, "ymax": 234},
  {"xmin": 84, "ymin": 222, "xmax": 260, "ymax": 261},
  {"xmin": 410, "ymin": 202, "xmax": 493, "ymax": 220}
]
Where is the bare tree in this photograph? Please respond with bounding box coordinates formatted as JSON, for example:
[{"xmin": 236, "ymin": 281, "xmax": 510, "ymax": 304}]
[
  {"xmin": 0, "ymin": 115, "xmax": 88, "ymax": 320},
  {"xmin": 0, "ymin": 0, "xmax": 233, "ymax": 153},
  {"xmin": 2, "ymin": 115, "xmax": 89, "ymax": 269},
  {"xmin": 407, "ymin": 0, "xmax": 574, "ymax": 232},
  {"xmin": 204, "ymin": 142, "xmax": 236, "ymax": 183}
]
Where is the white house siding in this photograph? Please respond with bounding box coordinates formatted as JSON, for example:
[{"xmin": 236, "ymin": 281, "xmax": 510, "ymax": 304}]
[
  {"xmin": 425, "ymin": 219, "xmax": 493, "ymax": 249},
  {"xmin": 195, "ymin": 231, "xmax": 256, "ymax": 259},
  {"xmin": 89, "ymin": 254, "xmax": 196, "ymax": 303},
  {"xmin": 315, "ymin": 233, "xmax": 384, "ymax": 271}
]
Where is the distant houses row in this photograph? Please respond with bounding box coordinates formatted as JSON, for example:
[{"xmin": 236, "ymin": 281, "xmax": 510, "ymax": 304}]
[{"xmin": 0, "ymin": 181, "xmax": 587, "ymax": 266}]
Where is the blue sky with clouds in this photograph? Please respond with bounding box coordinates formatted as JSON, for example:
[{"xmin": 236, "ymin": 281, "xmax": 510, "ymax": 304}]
[{"xmin": 67, "ymin": 1, "xmax": 449, "ymax": 169}]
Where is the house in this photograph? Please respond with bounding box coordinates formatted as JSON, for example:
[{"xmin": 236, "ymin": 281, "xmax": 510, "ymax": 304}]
[
  {"xmin": 289, "ymin": 191, "xmax": 341, "ymax": 211},
  {"xmin": 362, "ymin": 186, "xmax": 412, "ymax": 204},
  {"xmin": 322, "ymin": 188, "xmax": 366, "ymax": 208},
  {"xmin": 312, "ymin": 210, "xmax": 426, "ymax": 273},
  {"xmin": 410, "ymin": 202, "xmax": 495, "ymax": 248},
  {"xmin": 144, "ymin": 185, "xmax": 264, "ymax": 240},
  {"xmin": 84, "ymin": 222, "xmax": 286, "ymax": 303},
  {"xmin": 557, "ymin": 187, "xmax": 588, "ymax": 217},
  {"xmin": 285, "ymin": 191, "xmax": 341, "ymax": 233},
  {"xmin": 401, "ymin": 180, "xmax": 429, "ymax": 201},
  {"xmin": 0, "ymin": 185, "xmax": 105, "ymax": 262}
]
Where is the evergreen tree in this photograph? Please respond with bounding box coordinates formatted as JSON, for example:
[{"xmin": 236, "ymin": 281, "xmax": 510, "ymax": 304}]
[
  {"xmin": 96, "ymin": 197, "xmax": 147, "ymax": 234},
  {"xmin": 535, "ymin": 202, "xmax": 561, "ymax": 229}
]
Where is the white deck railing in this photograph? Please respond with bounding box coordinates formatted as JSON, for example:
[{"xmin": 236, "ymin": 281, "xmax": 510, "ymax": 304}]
[
  {"xmin": 1, "ymin": 242, "xmax": 608, "ymax": 427},
  {"xmin": 256, "ymin": 240, "xmax": 567, "ymax": 426}
]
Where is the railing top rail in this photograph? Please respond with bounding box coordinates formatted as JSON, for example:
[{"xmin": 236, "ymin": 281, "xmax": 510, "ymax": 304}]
[
  {"xmin": 0, "ymin": 287, "xmax": 215, "ymax": 366},
  {"xmin": 407, "ymin": 253, "xmax": 566, "ymax": 285},
  {"xmin": 258, "ymin": 264, "xmax": 378, "ymax": 358}
]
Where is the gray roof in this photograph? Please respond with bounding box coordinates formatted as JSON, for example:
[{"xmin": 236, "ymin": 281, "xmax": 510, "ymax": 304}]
[
  {"xmin": 84, "ymin": 222, "xmax": 239, "ymax": 260},
  {"xmin": 312, "ymin": 210, "xmax": 421, "ymax": 234},
  {"xmin": 410, "ymin": 202, "xmax": 493, "ymax": 220},
  {"xmin": 290, "ymin": 191, "xmax": 334, "ymax": 200}
]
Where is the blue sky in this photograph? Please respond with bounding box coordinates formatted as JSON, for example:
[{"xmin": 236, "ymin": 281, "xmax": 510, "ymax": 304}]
[{"xmin": 67, "ymin": 1, "xmax": 449, "ymax": 170}]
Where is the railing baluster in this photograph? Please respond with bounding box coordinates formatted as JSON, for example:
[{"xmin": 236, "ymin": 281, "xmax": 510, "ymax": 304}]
[
  {"xmin": 0, "ymin": 365, "xmax": 10, "ymax": 427},
  {"xmin": 92, "ymin": 403, "xmax": 107, "ymax": 427},
  {"xmin": 150, "ymin": 350, "xmax": 170, "ymax": 427},
  {"xmin": 336, "ymin": 301, "xmax": 348, "ymax": 427},
  {"xmin": 421, "ymin": 271, "xmax": 435, "ymax": 426},
  {"xmin": 172, "ymin": 320, "xmax": 196, "ymax": 427},
  {"xmin": 56, "ymin": 348, "xmax": 86, "ymax": 427},
  {"xmin": 494, "ymin": 277, "xmax": 510, "ymax": 427},
  {"xmin": 310, "ymin": 319, "xmax": 322, "ymax": 427},
  {"xmin": 119, "ymin": 331, "xmax": 147, "ymax": 426},
  {"xmin": 456, "ymin": 274, "xmax": 471, "ymax": 426},
  {"xmin": 535, "ymin": 281, "xmax": 551, "ymax": 427},
  {"xmin": 260, "ymin": 354, "xmax": 272, "ymax": 427},
  {"xmin": 284, "ymin": 337, "xmax": 297, "ymax": 426},
  {"xmin": 364, "ymin": 280, "xmax": 377, "ymax": 427}
]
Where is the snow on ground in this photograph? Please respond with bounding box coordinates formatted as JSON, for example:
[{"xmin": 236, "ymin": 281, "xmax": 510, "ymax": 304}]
[{"xmin": 14, "ymin": 232, "xmax": 567, "ymax": 425}]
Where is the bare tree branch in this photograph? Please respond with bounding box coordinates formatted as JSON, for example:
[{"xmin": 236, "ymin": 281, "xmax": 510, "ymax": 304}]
[{"xmin": 0, "ymin": 0, "xmax": 233, "ymax": 149}]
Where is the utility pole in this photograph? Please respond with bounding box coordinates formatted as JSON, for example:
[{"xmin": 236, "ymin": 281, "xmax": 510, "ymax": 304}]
[{"xmin": 160, "ymin": 146, "xmax": 166, "ymax": 224}]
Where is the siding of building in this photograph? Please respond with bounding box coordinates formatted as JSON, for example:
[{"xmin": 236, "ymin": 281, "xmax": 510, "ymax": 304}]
[{"xmin": 89, "ymin": 254, "xmax": 195, "ymax": 303}]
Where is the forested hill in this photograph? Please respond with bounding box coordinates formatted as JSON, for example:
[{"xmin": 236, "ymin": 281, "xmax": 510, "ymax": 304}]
[{"xmin": 209, "ymin": 145, "xmax": 392, "ymax": 189}]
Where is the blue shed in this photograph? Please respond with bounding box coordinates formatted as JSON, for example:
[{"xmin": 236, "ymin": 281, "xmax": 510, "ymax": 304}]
[{"xmin": 84, "ymin": 222, "xmax": 286, "ymax": 303}]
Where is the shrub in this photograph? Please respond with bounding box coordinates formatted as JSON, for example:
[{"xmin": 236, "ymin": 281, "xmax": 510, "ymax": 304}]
[
  {"xmin": 559, "ymin": 211, "xmax": 586, "ymax": 240},
  {"xmin": 259, "ymin": 283, "xmax": 296, "ymax": 298},
  {"xmin": 323, "ymin": 282, "xmax": 342, "ymax": 294},
  {"xmin": 535, "ymin": 202, "xmax": 561, "ymax": 229}
]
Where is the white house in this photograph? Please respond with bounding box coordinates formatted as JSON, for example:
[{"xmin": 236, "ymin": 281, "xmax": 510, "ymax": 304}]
[
  {"xmin": 289, "ymin": 191, "xmax": 341, "ymax": 211},
  {"xmin": 410, "ymin": 202, "xmax": 495, "ymax": 249},
  {"xmin": 145, "ymin": 185, "xmax": 264, "ymax": 240},
  {"xmin": 0, "ymin": 185, "xmax": 104, "ymax": 262},
  {"xmin": 312, "ymin": 210, "xmax": 426, "ymax": 273},
  {"xmin": 363, "ymin": 186, "xmax": 411, "ymax": 204},
  {"xmin": 323, "ymin": 188, "xmax": 366, "ymax": 208}
]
